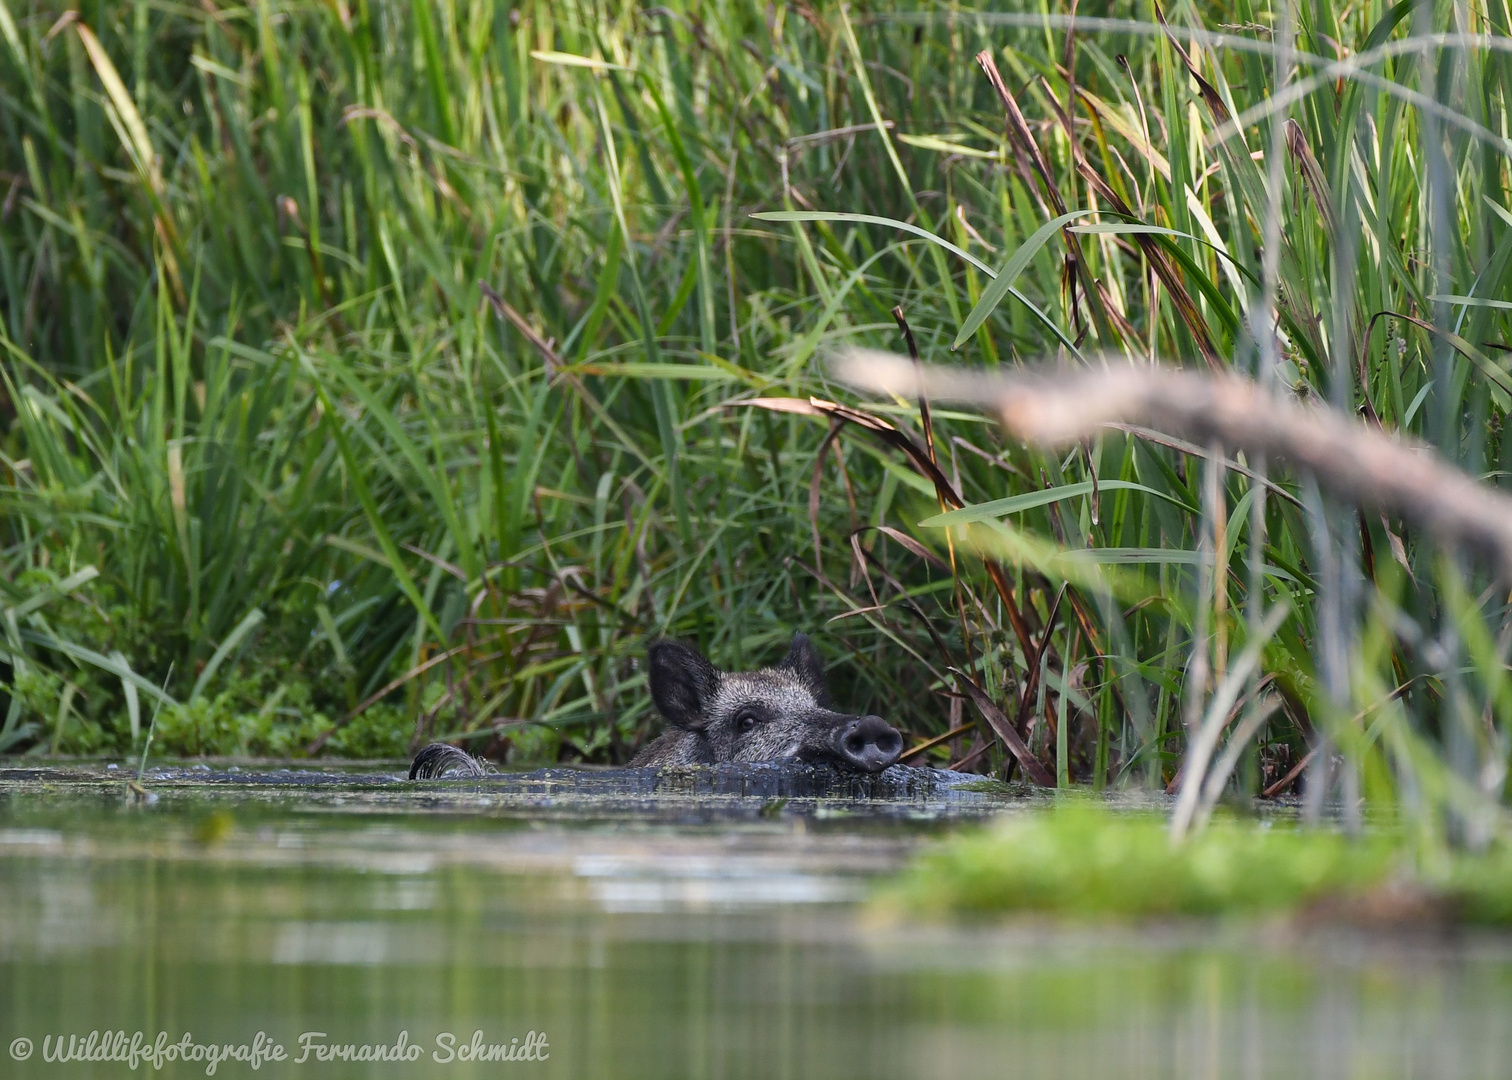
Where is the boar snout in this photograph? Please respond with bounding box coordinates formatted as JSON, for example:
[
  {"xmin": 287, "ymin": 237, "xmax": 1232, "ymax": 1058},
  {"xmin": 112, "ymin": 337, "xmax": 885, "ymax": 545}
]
[{"xmin": 837, "ymin": 715, "xmax": 903, "ymax": 772}]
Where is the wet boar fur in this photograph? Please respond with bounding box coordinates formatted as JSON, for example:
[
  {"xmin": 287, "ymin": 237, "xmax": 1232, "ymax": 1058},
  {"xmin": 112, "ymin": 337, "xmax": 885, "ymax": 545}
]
[
  {"xmin": 408, "ymin": 633, "xmax": 902, "ymax": 779},
  {"xmin": 408, "ymin": 741, "xmax": 493, "ymax": 779},
  {"xmin": 630, "ymin": 633, "xmax": 902, "ymax": 772}
]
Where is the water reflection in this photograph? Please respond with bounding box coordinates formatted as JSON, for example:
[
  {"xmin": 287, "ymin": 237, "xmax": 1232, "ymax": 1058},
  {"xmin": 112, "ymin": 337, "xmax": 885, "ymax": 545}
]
[{"xmin": 0, "ymin": 767, "xmax": 1508, "ymax": 1078}]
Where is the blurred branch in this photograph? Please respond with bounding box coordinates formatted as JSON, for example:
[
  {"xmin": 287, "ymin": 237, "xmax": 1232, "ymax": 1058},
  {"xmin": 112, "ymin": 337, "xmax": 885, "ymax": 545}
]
[{"xmin": 835, "ymin": 350, "xmax": 1512, "ymax": 578}]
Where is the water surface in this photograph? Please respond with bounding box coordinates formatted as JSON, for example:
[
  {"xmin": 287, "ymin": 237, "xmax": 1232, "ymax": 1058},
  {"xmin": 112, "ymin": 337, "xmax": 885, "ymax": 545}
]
[{"xmin": 1, "ymin": 763, "xmax": 1508, "ymax": 1079}]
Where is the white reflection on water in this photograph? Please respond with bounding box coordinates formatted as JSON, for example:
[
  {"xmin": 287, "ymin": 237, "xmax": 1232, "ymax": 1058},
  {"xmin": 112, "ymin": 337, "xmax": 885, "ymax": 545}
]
[
  {"xmin": 273, "ymin": 921, "xmax": 395, "ymax": 965},
  {"xmin": 0, "ymin": 828, "xmax": 63, "ymax": 847},
  {"xmin": 573, "ymin": 853, "xmax": 863, "ymax": 912}
]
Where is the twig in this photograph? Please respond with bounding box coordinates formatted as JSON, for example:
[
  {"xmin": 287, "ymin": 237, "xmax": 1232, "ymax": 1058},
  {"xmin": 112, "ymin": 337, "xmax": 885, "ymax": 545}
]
[
  {"xmin": 786, "ymin": 121, "xmax": 894, "ymax": 148},
  {"xmin": 951, "ymin": 667, "xmax": 1056, "ymax": 787},
  {"xmin": 1011, "ymin": 582, "xmax": 1066, "ymax": 744},
  {"xmin": 478, "ymin": 281, "xmax": 563, "ymax": 369},
  {"xmin": 949, "ymin": 737, "xmax": 993, "ymax": 773},
  {"xmin": 1263, "ymin": 746, "xmax": 1318, "ymax": 798},
  {"xmin": 900, "ymin": 719, "xmax": 974, "ymax": 764}
]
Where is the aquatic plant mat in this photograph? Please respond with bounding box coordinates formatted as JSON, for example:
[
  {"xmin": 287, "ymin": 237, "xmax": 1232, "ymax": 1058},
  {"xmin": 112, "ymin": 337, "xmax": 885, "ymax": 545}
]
[
  {"xmin": 882, "ymin": 803, "xmax": 1512, "ymax": 926},
  {"xmin": 2, "ymin": 765, "xmax": 1512, "ymax": 1079}
]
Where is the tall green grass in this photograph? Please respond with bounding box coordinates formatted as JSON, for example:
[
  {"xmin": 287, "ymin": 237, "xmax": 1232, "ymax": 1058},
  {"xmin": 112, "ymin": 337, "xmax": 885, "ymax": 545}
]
[{"xmin": 1, "ymin": 0, "xmax": 1510, "ymax": 844}]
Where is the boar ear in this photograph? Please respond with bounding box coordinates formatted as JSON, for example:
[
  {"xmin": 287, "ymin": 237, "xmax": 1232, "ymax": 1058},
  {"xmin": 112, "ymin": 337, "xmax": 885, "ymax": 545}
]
[
  {"xmin": 778, "ymin": 632, "xmax": 830, "ymax": 705},
  {"xmin": 648, "ymin": 640, "xmax": 720, "ymax": 730}
]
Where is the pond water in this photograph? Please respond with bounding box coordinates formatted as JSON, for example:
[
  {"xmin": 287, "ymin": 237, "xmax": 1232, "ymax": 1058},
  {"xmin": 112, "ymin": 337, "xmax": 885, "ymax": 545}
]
[{"xmin": 2, "ymin": 763, "xmax": 1511, "ymax": 1079}]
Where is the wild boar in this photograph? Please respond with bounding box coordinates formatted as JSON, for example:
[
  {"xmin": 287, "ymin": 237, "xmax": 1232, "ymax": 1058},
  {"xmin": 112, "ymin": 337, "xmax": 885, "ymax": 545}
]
[
  {"xmin": 407, "ymin": 633, "xmax": 903, "ymax": 778},
  {"xmin": 632, "ymin": 633, "xmax": 902, "ymax": 772}
]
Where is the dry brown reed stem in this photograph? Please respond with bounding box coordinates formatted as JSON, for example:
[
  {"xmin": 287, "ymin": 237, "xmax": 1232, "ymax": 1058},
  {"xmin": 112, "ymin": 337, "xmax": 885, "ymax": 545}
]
[{"xmin": 835, "ymin": 349, "xmax": 1512, "ymax": 579}]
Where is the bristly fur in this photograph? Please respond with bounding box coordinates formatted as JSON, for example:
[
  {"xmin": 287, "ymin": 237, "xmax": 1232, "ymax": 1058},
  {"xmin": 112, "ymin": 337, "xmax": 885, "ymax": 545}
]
[
  {"xmin": 630, "ymin": 633, "xmax": 901, "ymax": 773},
  {"xmin": 407, "ymin": 742, "xmax": 492, "ymax": 779}
]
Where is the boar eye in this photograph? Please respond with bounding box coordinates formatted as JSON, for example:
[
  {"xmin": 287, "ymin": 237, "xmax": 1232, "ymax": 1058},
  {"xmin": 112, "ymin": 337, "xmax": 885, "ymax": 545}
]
[{"xmin": 736, "ymin": 710, "xmax": 760, "ymax": 734}]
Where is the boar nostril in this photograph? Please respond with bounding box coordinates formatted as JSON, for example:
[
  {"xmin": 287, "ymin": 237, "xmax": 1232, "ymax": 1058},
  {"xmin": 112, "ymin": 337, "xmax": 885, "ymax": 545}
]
[{"xmin": 838, "ymin": 715, "xmax": 903, "ymax": 772}]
